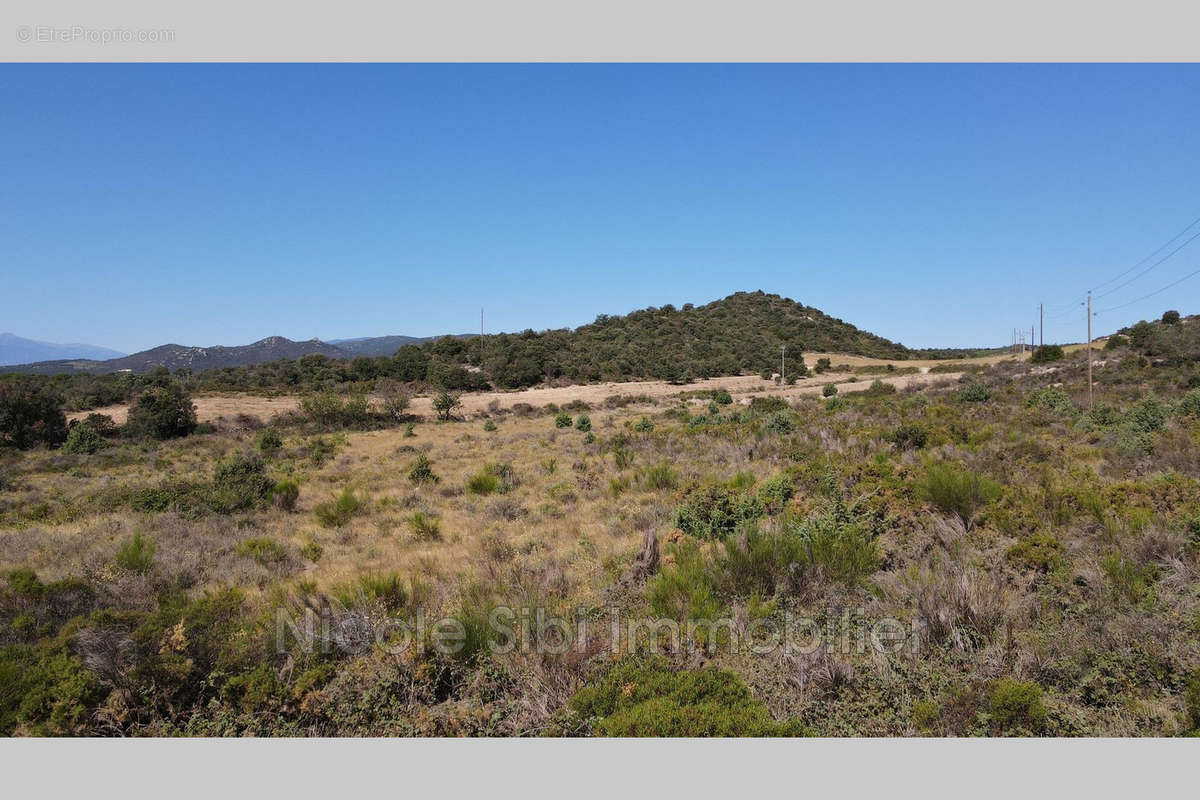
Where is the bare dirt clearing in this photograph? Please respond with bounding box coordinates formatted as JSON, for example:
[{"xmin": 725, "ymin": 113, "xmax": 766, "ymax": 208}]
[{"xmin": 67, "ymin": 349, "xmax": 1017, "ymax": 424}]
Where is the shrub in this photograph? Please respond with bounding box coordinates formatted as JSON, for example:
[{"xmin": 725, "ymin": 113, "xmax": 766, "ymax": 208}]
[
  {"xmin": 921, "ymin": 462, "xmax": 1001, "ymax": 529},
  {"xmin": 432, "ymin": 391, "xmax": 462, "ymax": 421},
  {"xmin": 1103, "ymin": 334, "xmax": 1128, "ymax": 350},
  {"xmin": 126, "ymin": 384, "xmax": 197, "ymax": 440},
  {"xmin": 714, "ymin": 390, "xmax": 733, "ymax": 405},
  {"xmin": 765, "ymin": 411, "xmax": 794, "ymax": 434},
  {"xmin": 554, "ymin": 413, "xmax": 573, "ymax": 428},
  {"xmin": 958, "ymin": 381, "xmax": 991, "ymax": 403},
  {"xmin": 333, "ymin": 573, "xmax": 408, "ymax": 612},
  {"xmin": 784, "ymin": 499, "xmax": 880, "ymax": 585},
  {"xmin": 1025, "ymin": 387, "xmax": 1074, "ymax": 416},
  {"xmin": 887, "ymin": 423, "xmax": 928, "ymax": 450},
  {"xmin": 269, "ymin": 479, "xmax": 299, "ymax": 511},
  {"xmin": 632, "ymin": 416, "xmax": 655, "ymax": 433},
  {"xmin": 314, "ymin": 487, "xmax": 361, "ymax": 528},
  {"xmin": 640, "ymin": 461, "xmax": 679, "ymax": 491},
  {"xmin": 113, "ymin": 532, "xmax": 155, "ymax": 574},
  {"xmin": 1100, "ymin": 551, "xmax": 1157, "ymax": 605},
  {"xmin": 407, "ymin": 511, "xmax": 441, "ymax": 541},
  {"xmin": 757, "ymin": 472, "xmax": 795, "ymax": 512},
  {"xmin": 822, "ymin": 383, "xmax": 838, "ymax": 398},
  {"xmin": 235, "ymin": 537, "xmax": 287, "ymax": 566},
  {"xmin": 408, "ymin": 454, "xmax": 440, "ymax": 486},
  {"xmin": 583, "ymin": 431, "xmax": 596, "ymax": 444},
  {"xmin": 482, "ymin": 419, "xmax": 497, "ymax": 432},
  {"xmin": 300, "ymin": 540, "xmax": 323, "ymax": 562},
  {"xmin": 864, "ymin": 379, "xmax": 896, "ymax": 397},
  {"xmin": 569, "ymin": 656, "xmax": 803, "ymax": 737},
  {"xmin": 815, "ymin": 357, "xmax": 832, "ymax": 373},
  {"xmin": 1030, "ymin": 344, "xmax": 1064, "ymax": 363},
  {"xmin": 256, "ymin": 428, "xmax": 283, "ymax": 455},
  {"xmin": 299, "ymin": 391, "xmax": 371, "ymax": 429},
  {"xmin": 987, "ymin": 679, "xmax": 1047, "ymax": 734},
  {"xmin": 1180, "ymin": 389, "xmax": 1200, "ymax": 418},
  {"xmin": 377, "ymin": 381, "xmax": 411, "ymax": 422},
  {"xmin": 210, "ymin": 452, "xmax": 272, "ymax": 512},
  {"xmin": 0, "ymin": 379, "xmax": 68, "ymax": 449},
  {"xmin": 575, "ymin": 414, "xmax": 592, "ymax": 432},
  {"xmin": 1006, "ymin": 533, "xmax": 1064, "ymax": 572},
  {"xmin": 62, "ymin": 422, "xmax": 108, "ymax": 454},
  {"xmin": 1127, "ymin": 395, "xmax": 1167, "ymax": 433},
  {"xmin": 466, "ymin": 462, "xmax": 516, "ymax": 495},
  {"xmin": 672, "ymin": 483, "xmax": 764, "ymax": 540},
  {"xmin": 1162, "ymin": 309, "xmax": 1181, "ymax": 325}
]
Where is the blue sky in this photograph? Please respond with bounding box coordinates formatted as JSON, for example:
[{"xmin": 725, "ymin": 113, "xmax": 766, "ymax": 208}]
[{"xmin": 3, "ymin": 64, "xmax": 1199, "ymax": 353}]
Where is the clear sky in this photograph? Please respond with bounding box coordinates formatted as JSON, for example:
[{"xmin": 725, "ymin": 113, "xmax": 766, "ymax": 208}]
[{"xmin": 3, "ymin": 64, "xmax": 1199, "ymax": 354}]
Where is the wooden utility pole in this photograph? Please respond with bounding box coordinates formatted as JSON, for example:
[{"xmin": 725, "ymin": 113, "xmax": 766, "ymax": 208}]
[{"xmin": 1086, "ymin": 291, "xmax": 1093, "ymax": 409}]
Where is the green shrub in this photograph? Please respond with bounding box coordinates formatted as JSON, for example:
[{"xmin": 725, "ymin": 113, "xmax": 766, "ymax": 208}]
[
  {"xmin": 921, "ymin": 462, "xmax": 1001, "ymax": 528},
  {"xmin": 822, "ymin": 383, "xmax": 838, "ymax": 397},
  {"xmin": 554, "ymin": 413, "xmax": 573, "ymax": 428},
  {"xmin": 569, "ymin": 656, "xmax": 803, "ymax": 737},
  {"xmin": 62, "ymin": 422, "xmax": 108, "ymax": 455},
  {"xmin": 432, "ymin": 391, "xmax": 462, "ymax": 421},
  {"xmin": 582, "ymin": 431, "xmax": 596, "ymax": 444},
  {"xmin": 408, "ymin": 454, "xmax": 440, "ymax": 486},
  {"xmin": 300, "ymin": 540, "xmax": 323, "ymax": 562},
  {"xmin": 757, "ymin": 472, "xmax": 795, "ymax": 512},
  {"xmin": 640, "ymin": 461, "xmax": 679, "ymax": 491},
  {"xmin": 1025, "ymin": 387, "xmax": 1074, "ymax": 415},
  {"xmin": 300, "ymin": 391, "xmax": 371, "ymax": 429},
  {"xmin": 407, "ymin": 511, "xmax": 441, "ymax": 541},
  {"xmin": 1103, "ymin": 334, "xmax": 1128, "ymax": 350},
  {"xmin": 1006, "ymin": 533, "xmax": 1064, "ymax": 572},
  {"xmin": 766, "ymin": 411, "xmax": 794, "ymax": 434},
  {"xmin": 987, "ymin": 679, "xmax": 1046, "ymax": 734},
  {"xmin": 482, "ymin": 419, "xmax": 497, "ymax": 432},
  {"xmin": 256, "ymin": 428, "xmax": 283, "ymax": 455},
  {"xmin": 1179, "ymin": 389, "xmax": 1200, "ymax": 418},
  {"xmin": 575, "ymin": 414, "xmax": 592, "ymax": 432},
  {"xmin": 864, "ymin": 379, "xmax": 896, "ymax": 397},
  {"xmin": 1162, "ymin": 309, "xmax": 1181, "ymax": 324},
  {"xmin": 958, "ymin": 381, "xmax": 991, "ymax": 403},
  {"xmin": 1100, "ymin": 551, "xmax": 1157, "ymax": 605},
  {"xmin": 333, "ymin": 572, "xmax": 407, "ymax": 612},
  {"xmin": 235, "ymin": 536, "xmax": 287, "ymax": 565},
  {"xmin": 0, "ymin": 379, "xmax": 68, "ymax": 449},
  {"xmin": 1128, "ymin": 395, "xmax": 1167, "ymax": 433},
  {"xmin": 633, "ymin": 416, "xmax": 655, "ymax": 433},
  {"xmin": 126, "ymin": 384, "xmax": 197, "ymax": 439},
  {"xmin": 466, "ymin": 462, "xmax": 516, "ymax": 495},
  {"xmin": 1030, "ymin": 344, "xmax": 1064, "ymax": 363},
  {"xmin": 210, "ymin": 452, "xmax": 273, "ymax": 512},
  {"xmin": 314, "ymin": 487, "xmax": 361, "ymax": 528},
  {"xmin": 269, "ymin": 479, "xmax": 299, "ymax": 511},
  {"xmin": 672, "ymin": 483, "xmax": 764, "ymax": 540},
  {"xmin": 887, "ymin": 423, "xmax": 928, "ymax": 450},
  {"xmin": 113, "ymin": 532, "xmax": 155, "ymax": 574},
  {"xmin": 714, "ymin": 391, "xmax": 733, "ymax": 405}
]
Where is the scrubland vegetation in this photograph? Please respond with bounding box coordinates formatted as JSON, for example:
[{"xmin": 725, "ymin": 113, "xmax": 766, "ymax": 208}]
[{"xmin": 1, "ymin": 312, "xmax": 1199, "ymax": 736}]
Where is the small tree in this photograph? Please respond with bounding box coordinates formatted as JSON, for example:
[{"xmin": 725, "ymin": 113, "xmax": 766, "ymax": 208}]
[
  {"xmin": 432, "ymin": 391, "xmax": 462, "ymax": 421},
  {"xmin": 1030, "ymin": 344, "xmax": 1064, "ymax": 363},
  {"xmin": 822, "ymin": 383, "xmax": 838, "ymax": 397},
  {"xmin": 1162, "ymin": 309, "xmax": 1181, "ymax": 325},
  {"xmin": 126, "ymin": 383, "xmax": 197, "ymax": 440},
  {"xmin": 377, "ymin": 380, "xmax": 411, "ymax": 422},
  {"xmin": 0, "ymin": 379, "xmax": 67, "ymax": 449}
]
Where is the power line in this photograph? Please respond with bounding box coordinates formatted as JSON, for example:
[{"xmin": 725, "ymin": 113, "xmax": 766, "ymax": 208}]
[
  {"xmin": 1091, "ymin": 212, "xmax": 1200, "ymax": 294},
  {"xmin": 1094, "ymin": 226, "xmax": 1200, "ymax": 300},
  {"xmin": 1095, "ymin": 264, "xmax": 1200, "ymax": 313}
]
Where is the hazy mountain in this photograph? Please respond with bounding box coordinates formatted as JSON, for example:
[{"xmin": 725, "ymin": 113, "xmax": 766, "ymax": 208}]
[
  {"xmin": 0, "ymin": 333, "xmax": 125, "ymax": 367},
  {"xmin": 5, "ymin": 336, "xmax": 349, "ymax": 375},
  {"xmin": 328, "ymin": 335, "xmax": 432, "ymax": 357}
]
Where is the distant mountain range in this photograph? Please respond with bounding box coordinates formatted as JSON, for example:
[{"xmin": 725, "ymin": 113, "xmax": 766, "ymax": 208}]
[
  {"xmin": 2, "ymin": 334, "xmax": 448, "ymax": 375},
  {"xmin": 0, "ymin": 333, "xmax": 126, "ymax": 367}
]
